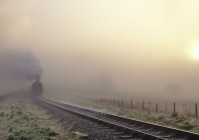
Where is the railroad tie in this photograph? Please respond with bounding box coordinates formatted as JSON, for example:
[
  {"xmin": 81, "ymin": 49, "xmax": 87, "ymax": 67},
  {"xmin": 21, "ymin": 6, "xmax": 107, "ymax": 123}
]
[
  {"xmin": 161, "ymin": 134, "xmax": 175, "ymax": 139},
  {"xmin": 150, "ymin": 131, "xmax": 163, "ymax": 135},
  {"xmin": 97, "ymin": 126, "xmax": 109, "ymax": 129},
  {"xmin": 141, "ymin": 129, "xmax": 154, "ymax": 132},
  {"xmin": 112, "ymin": 132, "xmax": 123, "ymax": 136},
  {"xmin": 105, "ymin": 129, "xmax": 115, "ymax": 132},
  {"xmin": 119, "ymin": 135, "xmax": 132, "ymax": 139}
]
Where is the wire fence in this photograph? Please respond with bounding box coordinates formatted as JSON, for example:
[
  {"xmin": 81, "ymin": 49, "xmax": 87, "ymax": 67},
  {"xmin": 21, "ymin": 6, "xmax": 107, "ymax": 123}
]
[{"xmin": 88, "ymin": 98, "xmax": 199, "ymax": 119}]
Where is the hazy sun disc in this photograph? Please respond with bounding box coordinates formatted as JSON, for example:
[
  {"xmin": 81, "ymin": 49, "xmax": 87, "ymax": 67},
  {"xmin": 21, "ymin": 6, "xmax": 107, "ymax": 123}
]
[{"xmin": 190, "ymin": 44, "xmax": 199, "ymax": 60}]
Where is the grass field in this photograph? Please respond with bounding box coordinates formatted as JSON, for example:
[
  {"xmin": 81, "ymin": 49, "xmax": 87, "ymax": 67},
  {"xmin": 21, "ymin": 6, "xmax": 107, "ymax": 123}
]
[{"xmin": 0, "ymin": 99, "xmax": 82, "ymax": 140}]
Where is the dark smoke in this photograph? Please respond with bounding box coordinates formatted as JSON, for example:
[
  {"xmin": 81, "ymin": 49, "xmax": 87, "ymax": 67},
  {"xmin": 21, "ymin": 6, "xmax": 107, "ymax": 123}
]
[{"xmin": 0, "ymin": 49, "xmax": 42, "ymax": 81}]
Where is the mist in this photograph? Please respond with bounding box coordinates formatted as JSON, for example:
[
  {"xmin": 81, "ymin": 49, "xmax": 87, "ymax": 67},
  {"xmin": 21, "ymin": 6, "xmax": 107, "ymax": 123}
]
[
  {"xmin": 1, "ymin": 0, "xmax": 199, "ymax": 102},
  {"xmin": 0, "ymin": 48, "xmax": 42, "ymax": 94}
]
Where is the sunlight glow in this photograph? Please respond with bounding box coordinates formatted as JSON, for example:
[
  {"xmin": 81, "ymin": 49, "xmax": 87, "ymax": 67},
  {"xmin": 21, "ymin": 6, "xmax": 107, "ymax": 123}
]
[{"xmin": 191, "ymin": 44, "xmax": 199, "ymax": 60}]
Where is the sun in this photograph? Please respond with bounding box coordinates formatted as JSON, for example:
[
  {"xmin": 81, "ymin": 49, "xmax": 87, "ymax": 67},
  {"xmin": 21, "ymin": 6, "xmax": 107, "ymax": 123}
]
[{"xmin": 190, "ymin": 44, "xmax": 199, "ymax": 60}]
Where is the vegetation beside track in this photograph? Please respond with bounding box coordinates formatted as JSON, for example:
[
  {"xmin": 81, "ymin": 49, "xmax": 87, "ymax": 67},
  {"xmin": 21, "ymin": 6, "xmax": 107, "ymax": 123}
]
[{"xmin": 0, "ymin": 99, "xmax": 82, "ymax": 140}]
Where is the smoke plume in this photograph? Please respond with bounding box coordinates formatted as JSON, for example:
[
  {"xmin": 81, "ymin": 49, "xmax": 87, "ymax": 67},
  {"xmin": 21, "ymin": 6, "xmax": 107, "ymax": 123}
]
[{"xmin": 0, "ymin": 49, "xmax": 42, "ymax": 81}]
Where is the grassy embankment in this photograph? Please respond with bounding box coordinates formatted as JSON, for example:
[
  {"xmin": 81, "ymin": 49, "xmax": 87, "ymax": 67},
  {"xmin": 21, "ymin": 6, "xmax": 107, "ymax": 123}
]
[{"xmin": 0, "ymin": 99, "xmax": 83, "ymax": 140}]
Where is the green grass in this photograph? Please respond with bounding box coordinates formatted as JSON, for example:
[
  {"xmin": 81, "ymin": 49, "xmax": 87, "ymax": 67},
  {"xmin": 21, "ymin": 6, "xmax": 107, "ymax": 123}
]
[{"xmin": 0, "ymin": 100, "xmax": 82, "ymax": 140}]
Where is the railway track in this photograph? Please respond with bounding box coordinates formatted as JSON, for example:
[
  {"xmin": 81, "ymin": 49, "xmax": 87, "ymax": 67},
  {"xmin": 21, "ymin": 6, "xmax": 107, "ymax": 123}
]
[{"xmin": 37, "ymin": 97, "xmax": 199, "ymax": 140}]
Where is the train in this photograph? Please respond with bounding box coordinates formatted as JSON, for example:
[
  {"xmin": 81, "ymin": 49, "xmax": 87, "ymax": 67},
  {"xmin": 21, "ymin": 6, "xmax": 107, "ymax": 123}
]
[{"xmin": 32, "ymin": 78, "xmax": 43, "ymax": 96}]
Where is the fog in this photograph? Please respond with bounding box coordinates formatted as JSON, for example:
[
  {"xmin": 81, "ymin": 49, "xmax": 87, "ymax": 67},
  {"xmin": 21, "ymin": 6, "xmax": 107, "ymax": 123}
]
[
  {"xmin": 1, "ymin": 0, "xmax": 199, "ymax": 101},
  {"xmin": 0, "ymin": 48, "xmax": 42, "ymax": 94}
]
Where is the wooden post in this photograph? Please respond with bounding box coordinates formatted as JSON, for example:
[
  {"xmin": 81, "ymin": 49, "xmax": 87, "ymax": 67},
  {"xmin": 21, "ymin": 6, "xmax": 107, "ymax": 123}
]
[
  {"xmin": 148, "ymin": 101, "xmax": 150, "ymax": 110},
  {"xmin": 131, "ymin": 99, "xmax": 133, "ymax": 109},
  {"xmin": 173, "ymin": 102, "xmax": 176, "ymax": 114},
  {"xmin": 185, "ymin": 103, "xmax": 187, "ymax": 113},
  {"xmin": 122, "ymin": 99, "xmax": 123, "ymax": 108},
  {"xmin": 195, "ymin": 103, "xmax": 198, "ymax": 119},
  {"xmin": 156, "ymin": 103, "xmax": 158, "ymax": 112},
  {"xmin": 142, "ymin": 101, "xmax": 144, "ymax": 111}
]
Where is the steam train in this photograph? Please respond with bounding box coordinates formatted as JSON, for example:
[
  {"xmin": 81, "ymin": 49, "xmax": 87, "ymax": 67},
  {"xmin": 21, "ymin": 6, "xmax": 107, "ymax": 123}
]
[{"xmin": 32, "ymin": 79, "xmax": 43, "ymax": 96}]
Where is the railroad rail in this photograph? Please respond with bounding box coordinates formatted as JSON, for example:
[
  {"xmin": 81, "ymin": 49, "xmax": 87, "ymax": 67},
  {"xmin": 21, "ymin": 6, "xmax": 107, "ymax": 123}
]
[{"xmin": 37, "ymin": 97, "xmax": 199, "ymax": 140}]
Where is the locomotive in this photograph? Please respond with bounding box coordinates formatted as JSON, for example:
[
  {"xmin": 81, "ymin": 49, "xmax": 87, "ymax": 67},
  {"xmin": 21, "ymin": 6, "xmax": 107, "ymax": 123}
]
[{"xmin": 32, "ymin": 77, "xmax": 43, "ymax": 96}]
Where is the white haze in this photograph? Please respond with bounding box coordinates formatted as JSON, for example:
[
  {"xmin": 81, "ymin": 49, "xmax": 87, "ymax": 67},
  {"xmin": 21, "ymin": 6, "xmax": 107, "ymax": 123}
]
[
  {"xmin": 1, "ymin": 0, "xmax": 199, "ymax": 102},
  {"xmin": 0, "ymin": 48, "xmax": 42, "ymax": 94}
]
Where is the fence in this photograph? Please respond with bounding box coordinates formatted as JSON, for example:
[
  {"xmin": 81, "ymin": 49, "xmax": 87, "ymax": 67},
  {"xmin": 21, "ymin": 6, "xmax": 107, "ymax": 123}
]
[
  {"xmin": 88, "ymin": 98, "xmax": 199, "ymax": 119},
  {"xmin": 0, "ymin": 93, "xmax": 14, "ymax": 107}
]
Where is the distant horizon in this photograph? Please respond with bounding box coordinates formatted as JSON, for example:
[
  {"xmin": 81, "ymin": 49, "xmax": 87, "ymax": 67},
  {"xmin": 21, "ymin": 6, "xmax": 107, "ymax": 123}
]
[{"xmin": 1, "ymin": 0, "xmax": 199, "ymax": 101}]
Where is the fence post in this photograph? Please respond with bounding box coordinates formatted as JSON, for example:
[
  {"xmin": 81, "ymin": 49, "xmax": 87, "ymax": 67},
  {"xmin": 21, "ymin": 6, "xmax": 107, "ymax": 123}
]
[
  {"xmin": 185, "ymin": 103, "xmax": 187, "ymax": 113},
  {"xmin": 142, "ymin": 101, "xmax": 144, "ymax": 111},
  {"xmin": 195, "ymin": 103, "xmax": 198, "ymax": 119},
  {"xmin": 131, "ymin": 99, "xmax": 133, "ymax": 109},
  {"xmin": 173, "ymin": 102, "xmax": 176, "ymax": 114},
  {"xmin": 122, "ymin": 98, "xmax": 123, "ymax": 108},
  {"xmin": 156, "ymin": 103, "xmax": 158, "ymax": 112},
  {"xmin": 148, "ymin": 101, "xmax": 150, "ymax": 111}
]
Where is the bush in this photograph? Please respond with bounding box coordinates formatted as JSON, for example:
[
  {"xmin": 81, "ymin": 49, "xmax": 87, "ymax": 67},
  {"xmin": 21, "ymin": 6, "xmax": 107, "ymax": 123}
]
[
  {"xmin": 16, "ymin": 110, "xmax": 23, "ymax": 115},
  {"xmin": 22, "ymin": 115, "xmax": 29, "ymax": 121},
  {"xmin": 7, "ymin": 134, "xmax": 15, "ymax": 140},
  {"xmin": 179, "ymin": 122, "xmax": 194, "ymax": 130},
  {"xmin": 0, "ymin": 112, "xmax": 4, "ymax": 117},
  {"xmin": 19, "ymin": 135, "xmax": 29, "ymax": 140},
  {"xmin": 171, "ymin": 112, "xmax": 178, "ymax": 118},
  {"xmin": 44, "ymin": 127, "xmax": 59, "ymax": 136}
]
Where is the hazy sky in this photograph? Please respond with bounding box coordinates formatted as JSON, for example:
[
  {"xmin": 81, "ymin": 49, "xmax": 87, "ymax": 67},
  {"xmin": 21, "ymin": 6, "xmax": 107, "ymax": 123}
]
[{"xmin": 1, "ymin": 0, "xmax": 199, "ymax": 100}]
